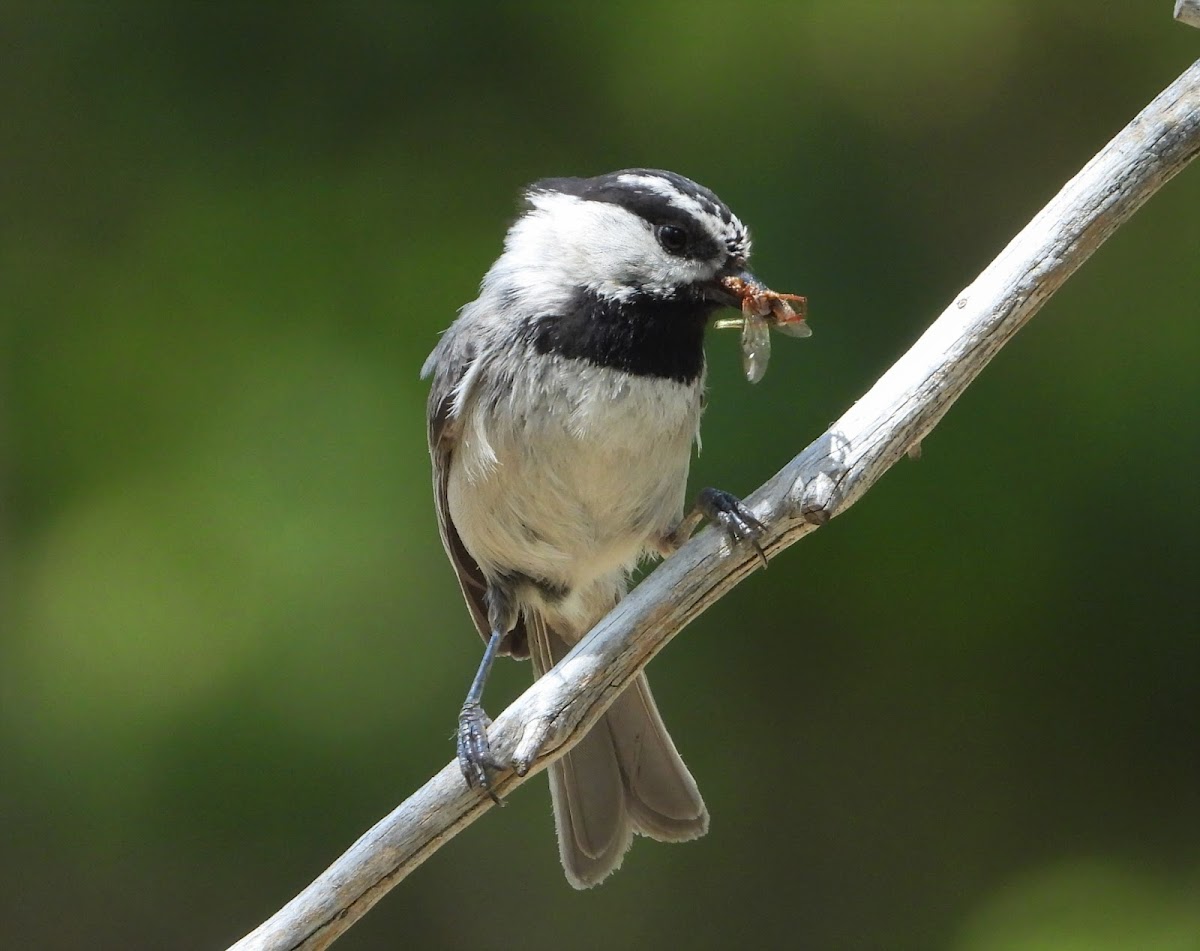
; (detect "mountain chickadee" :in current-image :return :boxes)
[422,168,793,888]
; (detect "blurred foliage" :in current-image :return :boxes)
[2,3,1198,949]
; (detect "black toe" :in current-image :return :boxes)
[457,702,505,804]
[697,487,768,569]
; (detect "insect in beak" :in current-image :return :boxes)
[712,274,811,383]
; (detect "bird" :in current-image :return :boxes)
[421,168,779,888]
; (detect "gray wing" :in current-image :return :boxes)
[423,329,529,659]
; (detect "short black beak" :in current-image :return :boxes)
[704,267,759,309]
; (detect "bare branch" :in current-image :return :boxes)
[228,57,1200,951]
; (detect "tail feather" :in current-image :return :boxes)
[530,614,708,889]
[550,722,633,887]
[606,676,708,839]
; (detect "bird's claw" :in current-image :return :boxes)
[699,487,768,569]
[457,701,505,804]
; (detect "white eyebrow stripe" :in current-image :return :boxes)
[616,173,712,221]
[615,172,750,257]
[615,173,677,195]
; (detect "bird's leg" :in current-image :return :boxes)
[457,584,516,804]
[657,487,768,569]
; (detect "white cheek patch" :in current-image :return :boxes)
[506,194,711,301]
[584,206,709,298]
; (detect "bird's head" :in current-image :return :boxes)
[490,168,757,317]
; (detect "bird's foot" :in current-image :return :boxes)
[457,701,506,804]
[696,487,768,569]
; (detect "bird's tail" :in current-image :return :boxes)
[528,613,709,889]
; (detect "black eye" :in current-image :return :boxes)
[655,224,689,256]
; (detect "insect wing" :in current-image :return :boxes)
[774,319,812,338]
[741,313,772,383]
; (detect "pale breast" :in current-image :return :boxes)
[447,356,703,592]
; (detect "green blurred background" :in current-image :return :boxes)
[2,3,1198,949]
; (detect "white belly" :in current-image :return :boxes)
[447,358,702,598]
